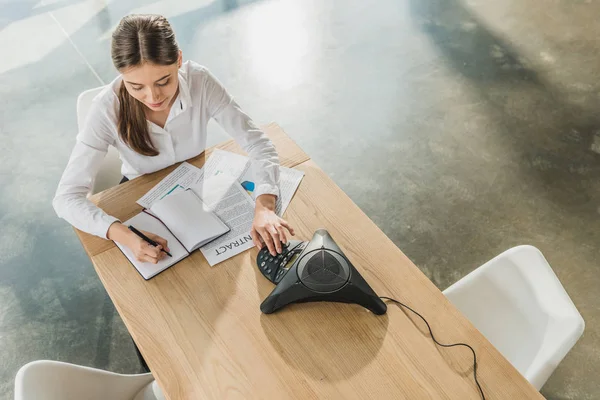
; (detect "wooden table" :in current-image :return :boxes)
[76,123,543,399]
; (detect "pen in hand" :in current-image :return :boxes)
[128,225,173,257]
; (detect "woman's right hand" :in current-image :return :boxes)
[107,222,170,264]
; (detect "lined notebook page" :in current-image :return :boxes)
[115,212,188,280]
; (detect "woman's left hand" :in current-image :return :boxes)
[251,194,295,256]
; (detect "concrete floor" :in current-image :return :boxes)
[1,0,599,398]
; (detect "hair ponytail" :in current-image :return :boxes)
[111,14,179,156]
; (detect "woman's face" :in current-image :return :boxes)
[121,53,182,113]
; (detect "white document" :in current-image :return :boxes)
[191,175,256,266]
[277,167,305,216]
[207,149,304,216]
[239,163,304,216]
[137,162,203,209]
[203,149,250,180]
[138,150,304,216]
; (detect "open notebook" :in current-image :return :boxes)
[115,188,230,280]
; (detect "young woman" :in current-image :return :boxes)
[53,14,294,263]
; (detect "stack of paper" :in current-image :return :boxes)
[136,150,304,266]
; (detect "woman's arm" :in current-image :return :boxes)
[53,105,120,239]
[202,70,294,255]
[205,74,280,200]
[53,106,171,263]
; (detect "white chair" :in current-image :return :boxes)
[77,87,123,195]
[443,245,584,390]
[14,360,164,400]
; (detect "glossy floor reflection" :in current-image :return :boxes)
[1,0,599,398]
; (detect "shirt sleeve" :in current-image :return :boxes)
[203,70,280,200]
[52,100,120,239]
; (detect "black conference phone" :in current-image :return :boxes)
[255,229,387,315]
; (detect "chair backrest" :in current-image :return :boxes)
[443,245,584,389]
[14,360,159,400]
[77,86,123,194]
[77,87,104,130]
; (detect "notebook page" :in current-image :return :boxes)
[115,212,188,280]
[149,189,229,252]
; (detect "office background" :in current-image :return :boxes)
[1,0,599,398]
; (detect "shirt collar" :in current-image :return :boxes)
[176,69,192,113]
[158,71,191,127]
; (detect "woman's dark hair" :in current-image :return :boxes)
[111,14,179,156]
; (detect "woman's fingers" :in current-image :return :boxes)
[251,228,263,250]
[258,227,277,256]
[154,238,170,253]
[279,219,295,236]
[277,225,288,245]
[268,225,282,254]
[137,253,159,264]
[156,246,167,261]
[141,242,167,261]
[144,231,170,253]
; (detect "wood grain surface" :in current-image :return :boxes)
[84,137,543,399]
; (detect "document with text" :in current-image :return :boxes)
[191,175,256,266]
